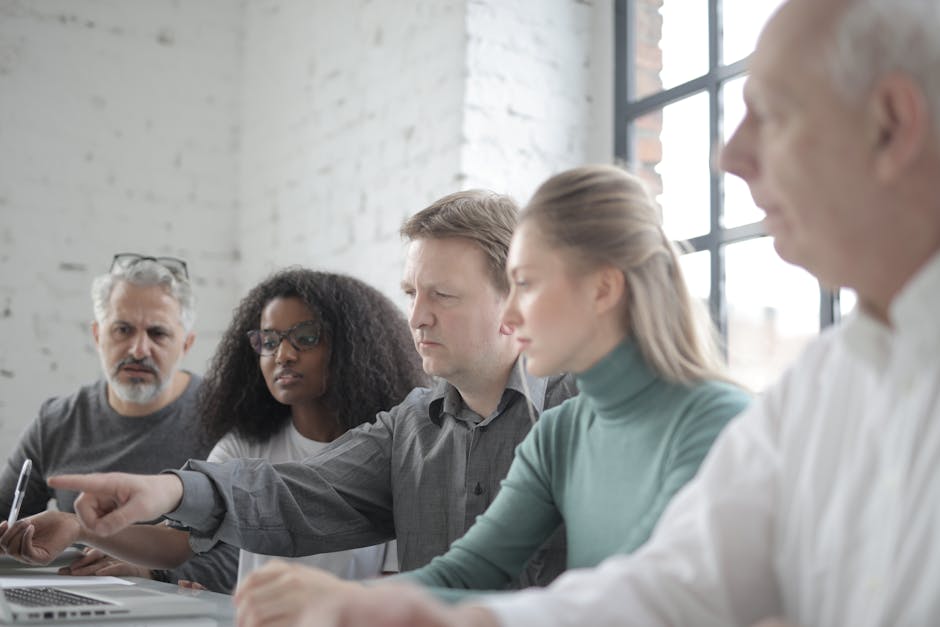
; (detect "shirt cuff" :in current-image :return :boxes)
[161,469,222,533]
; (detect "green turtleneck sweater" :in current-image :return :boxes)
[400,340,750,601]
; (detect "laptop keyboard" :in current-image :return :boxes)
[4,587,113,608]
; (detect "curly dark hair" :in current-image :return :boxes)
[200,267,427,443]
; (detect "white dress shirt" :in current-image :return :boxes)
[484,252,940,627]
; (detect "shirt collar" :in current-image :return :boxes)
[426,358,548,426]
[843,250,940,365]
[890,249,940,343]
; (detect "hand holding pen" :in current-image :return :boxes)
[7,458,31,527]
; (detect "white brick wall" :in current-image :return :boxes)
[0,0,612,458]
[0,0,242,453]
[461,0,613,203]
[235,0,468,303]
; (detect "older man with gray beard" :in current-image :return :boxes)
[0,254,227,585]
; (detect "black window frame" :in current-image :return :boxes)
[614,0,839,345]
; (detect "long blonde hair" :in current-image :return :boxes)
[522,164,729,385]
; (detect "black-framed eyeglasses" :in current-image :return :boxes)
[110,253,189,280]
[247,320,323,356]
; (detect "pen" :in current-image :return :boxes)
[7,458,32,526]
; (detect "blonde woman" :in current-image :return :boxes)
[232,165,751,625]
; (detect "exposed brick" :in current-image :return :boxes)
[0,0,613,453]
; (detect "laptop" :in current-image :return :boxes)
[0,581,216,624]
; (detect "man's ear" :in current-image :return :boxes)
[869,72,929,182]
[91,321,100,347]
[593,265,626,315]
[182,332,196,355]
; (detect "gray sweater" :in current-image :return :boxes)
[0,373,237,593]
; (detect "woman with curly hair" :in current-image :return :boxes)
[194,267,427,584]
[8,268,425,591]
[200,267,425,449]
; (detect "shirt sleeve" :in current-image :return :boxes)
[398,416,563,601]
[167,541,240,594]
[165,410,398,557]
[0,405,55,517]
[481,390,785,627]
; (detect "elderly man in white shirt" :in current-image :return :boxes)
[246,0,940,625]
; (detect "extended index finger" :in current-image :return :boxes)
[48,473,114,493]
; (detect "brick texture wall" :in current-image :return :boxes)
[0,0,612,458]
[0,0,242,454]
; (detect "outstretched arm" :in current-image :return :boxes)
[169,414,399,558]
[47,472,183,537]
[54,410,399,559]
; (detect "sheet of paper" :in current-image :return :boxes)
[0,546,85,570]
[0,574,133,588]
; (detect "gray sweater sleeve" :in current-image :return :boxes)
[165,411,397,557]
[0,409,54,517]
[166,541,239,594]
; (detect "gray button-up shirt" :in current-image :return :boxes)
[169,363,577,587]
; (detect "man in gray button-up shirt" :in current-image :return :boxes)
[32,190,578,589]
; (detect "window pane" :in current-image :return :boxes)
[840,288,858,319]
[678,248,710,304]
[633,0,708,100]
[725,237,819,391]
[721,76,764,228]
[721,0,785,64]
[632,92,711,242]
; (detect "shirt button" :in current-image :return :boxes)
[473,482,484,495]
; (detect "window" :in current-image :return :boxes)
[615,0,851,390]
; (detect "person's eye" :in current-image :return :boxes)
[149,329,170,341]
[295,333,319,347]
[111,324,131,338]
[435,290,454,299]
[260,336,279,351]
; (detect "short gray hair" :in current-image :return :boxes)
[828,0,940,144]
[91,260,196,332]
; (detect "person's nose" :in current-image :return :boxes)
[274,338,298,364]
[408,292,434,331]
[128,332,152,360]
[500,288,522,332]
[718,114,758,182]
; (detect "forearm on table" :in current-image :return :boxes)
[80,524,193,569]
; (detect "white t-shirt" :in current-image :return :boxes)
[207,421,397,583]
